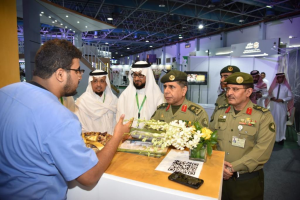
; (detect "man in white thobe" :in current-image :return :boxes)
[266,73,293,144]
[261,72,270,90]
[116,61,165,126]
[250,70,268,108]
[75,70,118,135]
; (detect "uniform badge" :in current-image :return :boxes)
[246,107,252,115]
[181,104,187,112]
[269,122,276,132]
[236,76,244,84]
[238,125,243,131]
[218,115,226,122]
[202,118,208,127]
[166,104,170,111]
[169,75,175,81]
[228,66,233,71]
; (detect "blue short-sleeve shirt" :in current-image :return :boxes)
[0,82,98,200]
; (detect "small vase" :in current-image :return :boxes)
[189,143,207,162]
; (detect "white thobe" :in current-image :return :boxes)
[269,84,292,142]
[255,86,268,108]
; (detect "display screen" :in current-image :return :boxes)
[185,71,208,85]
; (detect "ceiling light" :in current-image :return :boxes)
[94,36,98,38]
[198,24,204,29]
[85,26,88,28]
[73,31,75,33]
[159,4,165,7]
[52,21,54,23]
[289,35,293,38]
[205,50,208,53]
[107,17,113,20]
[179,36,183,39]
[48,16,51,18]
[150,46,153,47]
[239,19,244,23]
[77,21,80,23]
[121,54,123,56]
[127,47,130,49]
[266,5,273,8]
[116,52,118,54]
[70,29,72,30]
[105,42,108,44]
[146,40,149,43]
[65,26,67,28]
[40,14,42,16]
[55,20,57,22]
[60,23,63,25]
[41,12,44,14]
[66,15,68,17]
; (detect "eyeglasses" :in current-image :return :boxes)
[66,67,85,75]
[225,87,247,93]
[131,73,145,78]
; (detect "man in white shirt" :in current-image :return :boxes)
[266,73,293,144]
[75,70,118,134]
[261,72,269,90]
[117,61,165,126]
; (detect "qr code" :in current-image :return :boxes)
[168,160,199,175]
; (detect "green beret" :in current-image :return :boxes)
[160,70,187,83]
[224,72,253,85]
[220,65,240,75]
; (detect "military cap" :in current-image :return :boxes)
[220,65,240,75]
[224,72,253,85]
[160,70,187,83]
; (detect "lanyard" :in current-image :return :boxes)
[136,93,147,119]
[103,93,106,103]
[60,97,64,104]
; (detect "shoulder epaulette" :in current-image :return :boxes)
[218,104,229,110]
[188,105,203,116]
[157,103,168,110]
[253,104,269,113]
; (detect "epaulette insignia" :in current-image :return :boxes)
[188,105,203,116]
[157,103,168,110]
[218,104,229,110]
[253,104,269,113]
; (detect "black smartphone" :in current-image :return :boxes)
[168,172,204,189]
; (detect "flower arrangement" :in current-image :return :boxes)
[130,119,217,156]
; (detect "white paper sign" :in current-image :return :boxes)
[155,149,204,178]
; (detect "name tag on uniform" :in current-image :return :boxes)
[232,136,245,148]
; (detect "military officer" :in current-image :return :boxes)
[210,72,276,200]
[151,70,209,127]
[215,65,240,107]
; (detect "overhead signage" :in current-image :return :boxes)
[243,42,261,54]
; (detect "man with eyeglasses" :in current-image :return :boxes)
[210,72,275,200]
[116,61,164,126]
[75,70,118,135]
[151,70,209,128]
[0,39,132,199]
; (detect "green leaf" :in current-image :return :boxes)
[194,121,202,131]
[210,140,218,145]
[207,143,212,156]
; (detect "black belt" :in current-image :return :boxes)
[230,169,262,181]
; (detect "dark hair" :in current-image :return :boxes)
[244,84,254,89]
[34,39,82,79]
[261,72,266,75]
[177,81,188,88]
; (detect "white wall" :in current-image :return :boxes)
[266,17,300,44]
[165,44,176,63]
[199,35,222,51]
[227,25,260,46]
[180,40,196,57]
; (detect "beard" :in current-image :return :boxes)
[133,82,146,89]
[253,79,258,84]
[64,73,78,97]
[95,91,104,96]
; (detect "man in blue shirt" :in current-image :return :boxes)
[0,39,131,199]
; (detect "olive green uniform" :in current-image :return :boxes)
[210,100,275,199]
[215,92,228,107]
[151,98,209,127]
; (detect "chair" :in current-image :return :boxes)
[286,107,297,141]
